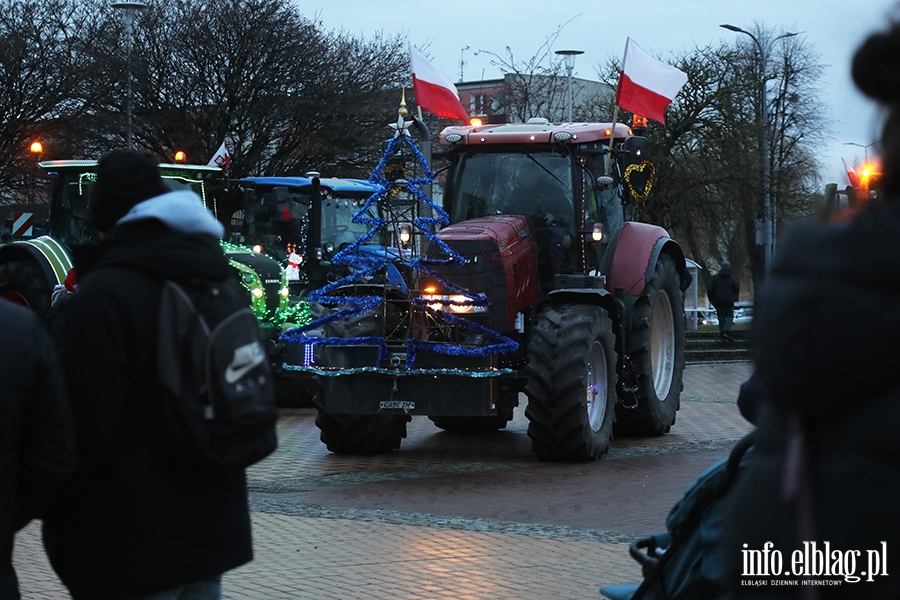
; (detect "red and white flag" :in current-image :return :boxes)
[409,43,469,122]
[616,38,688,126]
[842,158,861,188]
[207,139,231,171]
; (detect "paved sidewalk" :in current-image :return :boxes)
[13,362,753,600]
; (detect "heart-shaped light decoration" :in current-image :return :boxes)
[624,160,656,202]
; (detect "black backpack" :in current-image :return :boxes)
[156,278,278,472]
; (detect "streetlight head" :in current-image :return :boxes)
[110,1,148,9]
[555,49,584,71]
[720,24,743,33]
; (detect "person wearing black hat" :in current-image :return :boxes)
[706,261,739,341]
[43,149,253,600]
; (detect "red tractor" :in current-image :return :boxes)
[282,117,691,461]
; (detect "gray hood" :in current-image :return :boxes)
[117,190,224,238]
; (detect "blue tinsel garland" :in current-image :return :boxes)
[280,132,518,372]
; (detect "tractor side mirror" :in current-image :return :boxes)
[622,135,650,167]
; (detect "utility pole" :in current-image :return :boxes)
[721,24,798,275]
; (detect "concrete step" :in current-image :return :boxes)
[685,330,751,363]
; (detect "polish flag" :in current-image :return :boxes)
[842,158,860,188]
[615,38,688,126]
[207,139,231,171]
[409,44,469,122]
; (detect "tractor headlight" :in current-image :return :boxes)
[251,287,264,298]
[421,294,488,314]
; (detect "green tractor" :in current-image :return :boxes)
[0,159,309,403]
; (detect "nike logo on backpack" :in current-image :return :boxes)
[225,341,266,384]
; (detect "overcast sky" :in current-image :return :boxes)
[309,0,899,183]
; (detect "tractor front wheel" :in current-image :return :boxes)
[524,303,617,461]
[312,308,409,454]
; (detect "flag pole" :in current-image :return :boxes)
[605,103,620,176]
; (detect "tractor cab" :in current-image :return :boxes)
[38,160,224,248]
[225,176,387,292]
[439,120,646,291]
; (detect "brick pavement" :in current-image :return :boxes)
[12,361,753,600]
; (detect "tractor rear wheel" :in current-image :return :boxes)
[524,303,617,461]
[615,253,685,436]
[313,308,410,454]
[0,259,52,319]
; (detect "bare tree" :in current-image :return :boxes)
[592,30,826,292]
[0,0,104,202]
[477,23,576,122]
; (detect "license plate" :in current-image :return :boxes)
[380,400,415,410]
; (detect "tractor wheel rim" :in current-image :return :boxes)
[586,340,608,431]
[650,289,675,400]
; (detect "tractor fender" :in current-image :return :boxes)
[606,222,688,296]
[0,237,72,287]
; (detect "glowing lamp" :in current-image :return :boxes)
[251,287,263,298]
[592,223,603,242]
[252,244,263,253]
[469,118,483,127]
[632,115,648,129]
[423,285,437,294]
[174,150,186,162]
[399,224,411,244]
[30,141,43,154]
[605,129,612,137]
[280,287,290,298]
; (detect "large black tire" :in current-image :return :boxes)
[315,410,410,454]
[615,253,685,436]
[0,259,52,319]
[524,304,618,461]
[313,308,410,454]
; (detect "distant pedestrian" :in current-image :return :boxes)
[43,149,254,600]
[0,300,75,600]
[706,261,739,341]
[720,14,900,598]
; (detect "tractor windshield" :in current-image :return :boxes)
[232,185,386,262]
[48,169,211,248]
[445,150,573,226]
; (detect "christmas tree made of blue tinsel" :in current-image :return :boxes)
[280,115,517,373]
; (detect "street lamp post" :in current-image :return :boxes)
[555,49,583,123]
[720,24,798,275]
[111,1,147,150]
[843,141,880,163]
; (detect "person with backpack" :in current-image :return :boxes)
[44,149,275,600]
[706,261,739,341]
[719,19,900,598]
[0,301,75,600]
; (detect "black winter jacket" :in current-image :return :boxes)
[721,202,900,598]
[43,218,253,600]
[707,264,739,309]
[0,301,75,600]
